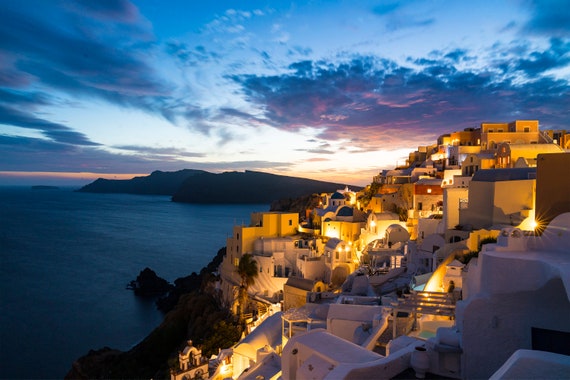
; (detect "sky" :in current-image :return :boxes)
[1,0,569,186]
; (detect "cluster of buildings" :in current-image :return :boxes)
[170,120,570,380]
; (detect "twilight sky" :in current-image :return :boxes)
[1,0,569,186]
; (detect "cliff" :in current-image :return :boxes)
[172,170,356,204]
[77,169,206,195]
[77,169,358,203]
[66,248,240,380]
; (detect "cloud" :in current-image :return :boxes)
[113,145,205,158]
[513,38,570,77]
[231,43,569,150]
[65,0,141,23]
[165,41,221,67]
[521,0,570,37]
[0,2,171,115]
[372,1,434,31]
[0,134,202,173]
[0,103,98,146]
[372,2,402,16]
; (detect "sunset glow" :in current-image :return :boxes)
[1,0,569,186]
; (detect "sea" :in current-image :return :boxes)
[0,186,267,379]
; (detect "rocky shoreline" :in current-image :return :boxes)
[66,248,240,379]
[65,194,314,379]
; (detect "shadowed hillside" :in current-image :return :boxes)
[77,169,207,195]
[171,170,358,204]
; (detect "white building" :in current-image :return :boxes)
[278,213,570,379]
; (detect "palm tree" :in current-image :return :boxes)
[236,253,258,320]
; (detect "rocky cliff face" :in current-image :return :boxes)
[66,248,232,379]
[77,169,206,195]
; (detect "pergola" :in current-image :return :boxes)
[391,291,456,338]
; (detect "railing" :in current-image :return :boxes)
[539,130,554,143]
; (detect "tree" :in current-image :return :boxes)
[236,253,258,320]
[396,184,414,221]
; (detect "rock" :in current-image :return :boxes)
[128,268,173,296]
[65,347,122,379]
[156,247,226,313]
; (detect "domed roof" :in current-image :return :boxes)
[325,238,342,249]
[386,224,407,234]
[331,192,345,199]
[336,206,353,217]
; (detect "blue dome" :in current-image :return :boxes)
[331,192,345,200]
[337,206,353,217]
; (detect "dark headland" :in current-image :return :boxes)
[77,169,361,203]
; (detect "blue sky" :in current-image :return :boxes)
[0,0,569,186]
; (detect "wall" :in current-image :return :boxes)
[459,181,494,228]
[442,187,469,231]
[459,278,570,379]
[535,153,570,232]
[460,179,534,229]
[492,179,534,226]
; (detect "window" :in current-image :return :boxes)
[524,127,530,132]
[335,251,339,260]
[289,219,292,226]
[418,202,423,211]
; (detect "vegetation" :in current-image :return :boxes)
[458,237,498,265]
[478,236,497,250]
[66,247,243,380]
[458,251,479,265]
[357,181,380,208]
[201,320,242,358]
[237,253,259,319]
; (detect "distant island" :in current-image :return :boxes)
[77,169,206,195]
[77,169,360,204]
[31,185,60,190]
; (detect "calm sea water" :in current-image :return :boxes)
[0,187,267,379]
